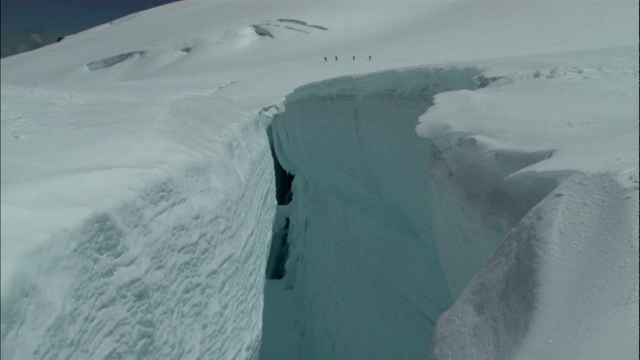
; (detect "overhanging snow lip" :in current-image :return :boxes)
[283,66,484,104]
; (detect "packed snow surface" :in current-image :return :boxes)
[1,0,638,359]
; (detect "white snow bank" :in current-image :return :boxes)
[1,117,275,359]
[432,171,639,359]
[0,82,260,294]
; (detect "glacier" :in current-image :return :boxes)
[1,0,638,359]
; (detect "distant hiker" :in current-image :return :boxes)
[369,55,371,60]
[335,56,338,61]
[353,56,355,61]
[324,57,327,62]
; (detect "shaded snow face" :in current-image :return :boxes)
[431,171,639,360]
[262,67,560,358]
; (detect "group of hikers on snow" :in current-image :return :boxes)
[325,55,372,61]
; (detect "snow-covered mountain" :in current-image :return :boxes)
[1,0,638,359]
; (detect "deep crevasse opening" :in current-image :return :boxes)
[265,128,293,281]
[260,68,560,359]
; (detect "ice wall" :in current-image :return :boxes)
[261,68,541,358]
[263,67,639,359]
[1,120,275,360]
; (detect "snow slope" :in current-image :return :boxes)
[1,0,638,359]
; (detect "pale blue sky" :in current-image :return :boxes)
[1,0,181,57]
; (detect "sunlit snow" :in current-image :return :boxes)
[1,0,638,359]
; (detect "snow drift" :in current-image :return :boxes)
[1,120,275,360]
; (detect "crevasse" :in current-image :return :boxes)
[260,67,561,359]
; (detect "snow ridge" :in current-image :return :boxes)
[262,64,638,359]
[432,171,639,359]
[1,120,275,360]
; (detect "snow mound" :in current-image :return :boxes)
[86,51,147,71]
[432,171,639,359]
[252,25,274,38]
